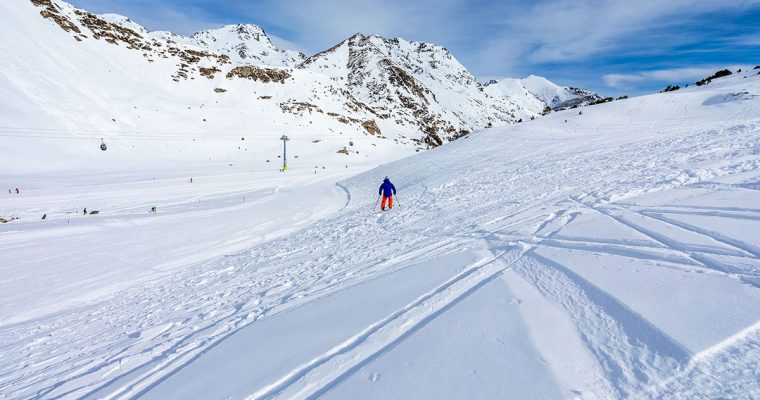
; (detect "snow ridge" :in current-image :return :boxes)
[485,75,602,111]
[188,24,306,67]
[6,0,601,167]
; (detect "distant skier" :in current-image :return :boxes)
[378,177,397,211]
[15,188,19,194]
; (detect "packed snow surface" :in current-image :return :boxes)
[2,68,760,399]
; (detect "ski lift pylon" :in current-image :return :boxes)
[100,138,107,151]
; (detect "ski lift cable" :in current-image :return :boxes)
[0,134,380,143]
[0,126,386,138]
[0,126,383,137]
[0,130,380,141]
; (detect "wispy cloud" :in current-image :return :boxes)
[603,67,725,89]
[728,32,760,46]
[471,0,760,75]
[603,64,754,90]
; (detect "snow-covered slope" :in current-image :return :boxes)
[2,67,759,398]
[1,0,598,176]
[482,77,550,114]
[485,74,603,111]
[520,74,602,109]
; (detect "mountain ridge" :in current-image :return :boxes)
[4,0,603,174]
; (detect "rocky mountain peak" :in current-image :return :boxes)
[188,23,304,67]
[348,32,367,41]
[193,24,270,45]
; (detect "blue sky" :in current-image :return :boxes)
[68,0,760,96]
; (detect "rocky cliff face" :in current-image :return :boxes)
[299,33,525,146]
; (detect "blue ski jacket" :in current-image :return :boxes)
[379,179,396,197]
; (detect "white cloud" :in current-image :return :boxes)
[602,65,752,89]
[602,73,647,88]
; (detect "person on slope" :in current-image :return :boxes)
[378,177,397,211]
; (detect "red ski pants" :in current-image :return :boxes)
[381,195,393,210]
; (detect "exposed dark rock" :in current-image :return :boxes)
[362,120,381,135]
[200,67,221,79]
[696,69,732,86]
[226,66,291,83]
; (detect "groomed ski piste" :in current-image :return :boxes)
[2,72,760,399]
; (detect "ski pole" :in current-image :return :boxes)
[374,194,381,209]
[394,194,400,207]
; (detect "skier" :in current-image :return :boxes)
[378,176,397,211]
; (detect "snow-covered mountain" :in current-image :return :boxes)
[485,75,603,111]
[299,33,536,146]
[1,0,602,175]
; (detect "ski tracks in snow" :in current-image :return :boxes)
[249,247,528,400]
[2,107,760,397]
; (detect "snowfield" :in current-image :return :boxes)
[2,70,760,399]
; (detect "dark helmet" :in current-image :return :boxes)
[383,176,389,182]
